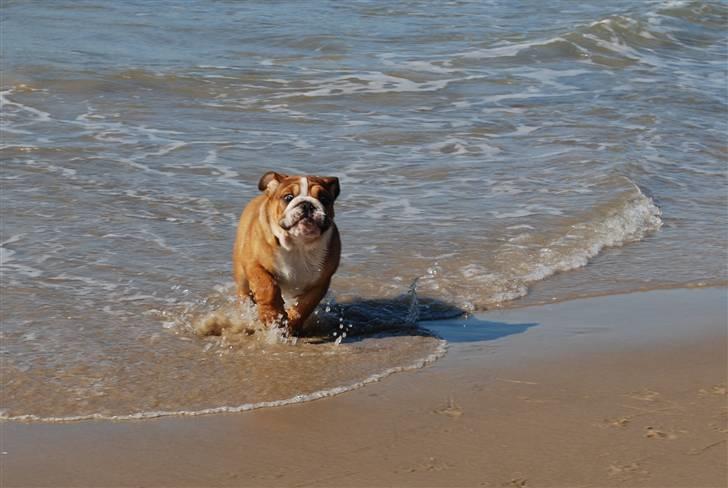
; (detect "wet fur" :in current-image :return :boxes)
[232,173,340,335]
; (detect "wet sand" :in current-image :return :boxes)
[2,288,726,487]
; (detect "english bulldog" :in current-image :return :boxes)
[232,171,341,335]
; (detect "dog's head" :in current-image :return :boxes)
[258,171,340,241]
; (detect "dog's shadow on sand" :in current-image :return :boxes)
[302,296,538,345]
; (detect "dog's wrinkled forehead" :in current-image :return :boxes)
[258,171,340,203]
[280,177,310,198]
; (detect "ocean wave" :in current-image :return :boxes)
[520,183,663,283]
[415,178,664,310]
[452,3,723,68]
[491,180,662,304]
[657,0,728,29]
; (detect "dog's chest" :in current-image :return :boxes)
[274,239,328,298]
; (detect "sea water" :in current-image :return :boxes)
[1,0,726,421]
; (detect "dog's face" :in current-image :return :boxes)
[258,171,340,241]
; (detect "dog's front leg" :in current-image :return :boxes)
[286,281,330,335]
[246,264,286,327]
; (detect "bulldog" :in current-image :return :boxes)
[232,171,341,335]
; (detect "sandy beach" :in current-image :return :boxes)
[2,287,726,487]
[4,2,727,486]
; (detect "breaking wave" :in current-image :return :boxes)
[416,179,663,310]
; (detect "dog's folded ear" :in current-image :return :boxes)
[258,171,287,194]
[318,176,340,201]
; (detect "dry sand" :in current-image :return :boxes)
[2,288,726,487]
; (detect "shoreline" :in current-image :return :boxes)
[6,284,724,424]
[494,279,728,311]
[2,287,726,487]
[0,339,448,424]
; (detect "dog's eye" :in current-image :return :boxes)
[319,195,331,206]
[282,194,294,203]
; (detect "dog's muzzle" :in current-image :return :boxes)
[279,197,329,234]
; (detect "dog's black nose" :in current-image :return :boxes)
[300,201,314,215]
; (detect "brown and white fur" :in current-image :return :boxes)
[232,171,341,335]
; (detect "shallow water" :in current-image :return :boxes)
[1,0,726,421]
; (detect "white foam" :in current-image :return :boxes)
[523,187,663,283]
[282,72,452,98]
[471,182,663,305]
[581,33,640,62]
[0,338,447,423]
[459,36,573,60]
[378,54,458,74]
[489,205,563,219]
[590,16,656,40]
[0,89,52,123]
[423,138,502,157]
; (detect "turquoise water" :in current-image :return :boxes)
[2,0,726,420]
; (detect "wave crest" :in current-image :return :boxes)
[415,178,663,310]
